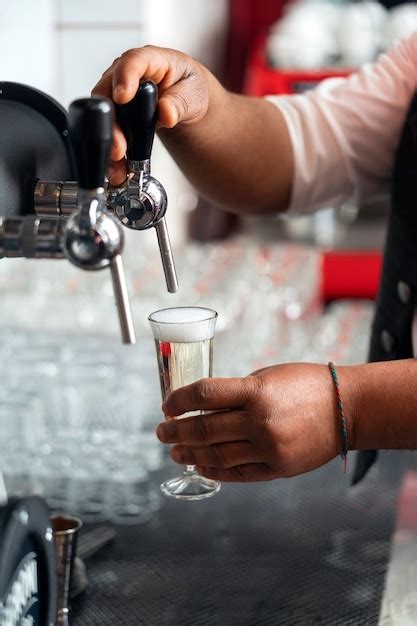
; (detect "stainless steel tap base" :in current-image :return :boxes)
[127,158,150,175]
[34,171,180,297]
[63,204,136,345]
[0,215,65,258]
[63,208,123,271]
[112,175,167,231]
[34,180,79,217]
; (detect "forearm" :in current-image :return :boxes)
[340,359,417,450]
[158,69,293,215]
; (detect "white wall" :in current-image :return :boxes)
[146,0,228,74]
[55,0,147,106]
[0,0,56,95]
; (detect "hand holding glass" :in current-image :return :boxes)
[148,307,220,500]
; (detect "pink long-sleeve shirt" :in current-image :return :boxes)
[268,31,417,215]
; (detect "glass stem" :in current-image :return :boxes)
[185,465,196,474]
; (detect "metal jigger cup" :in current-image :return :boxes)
[51,515,83,626]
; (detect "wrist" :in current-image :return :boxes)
[335,363,399,451]
[202,65,231,118]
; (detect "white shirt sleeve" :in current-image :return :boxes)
[267,31,417,214]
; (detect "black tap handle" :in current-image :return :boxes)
[68,97,113,189]
[115,81,158,162]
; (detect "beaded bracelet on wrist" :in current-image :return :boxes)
[328,361,349,471]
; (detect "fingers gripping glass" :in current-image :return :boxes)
[148,307,221,500]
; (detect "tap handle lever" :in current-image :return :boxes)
[66,96,136,344]
[114,83,179,295]
[68,97,113,190]
[115,81,157,164]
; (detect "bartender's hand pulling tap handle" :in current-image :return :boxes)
[67,97,136,344]
[115,82,179,293]
[114,80,157,165]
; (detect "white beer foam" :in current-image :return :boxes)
[149,307,217,342]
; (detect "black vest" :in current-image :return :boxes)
[353,95,417,483]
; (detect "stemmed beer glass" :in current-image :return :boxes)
[148,306,221,500]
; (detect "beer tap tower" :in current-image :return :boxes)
[0,80,179,343]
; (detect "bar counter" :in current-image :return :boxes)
[71,452,407,625]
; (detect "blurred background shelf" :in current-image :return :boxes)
[244,35,352,97]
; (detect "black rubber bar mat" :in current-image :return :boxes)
[72,450,407,626]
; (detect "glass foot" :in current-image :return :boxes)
[160,471,221,500]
